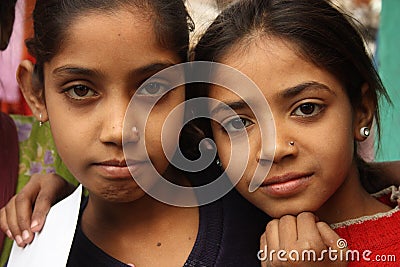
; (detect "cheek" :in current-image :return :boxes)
[215,130,260,186]
[306,112,355,189]
[44,96,96,181]
[50,121,85,182]
[314,115,355,162]
[213,128,231,167]
[145,100,184,161]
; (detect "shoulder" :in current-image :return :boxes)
[333,186,400,253]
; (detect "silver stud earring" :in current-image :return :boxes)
[216,158,222,167]
[360,127,370,138]
[39,113,43,127]
[289,141,295,146]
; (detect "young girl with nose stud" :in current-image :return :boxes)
[194,0,400,265]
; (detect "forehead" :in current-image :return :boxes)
[219,36,310,85]
[46,8,179,75]
[64,9,155,54]
[210,36,340,100]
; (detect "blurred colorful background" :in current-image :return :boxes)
[1,0,399,161]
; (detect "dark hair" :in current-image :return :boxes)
[27,0,193,85]
[26,0,202,165]
[194,0,391,191]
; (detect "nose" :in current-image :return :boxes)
[256,130,275,165]
[99,95,134,146]
[272,123,298,164]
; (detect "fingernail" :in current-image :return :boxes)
[22,230,30,241]
[15,235,23,245]
[31,220,39,229]
[6,230,13,239]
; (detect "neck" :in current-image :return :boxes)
[83,169,196,232]
[82,189,199,266]
[83,192,175,231]
[78,168,199,265]
[316,160,391,224]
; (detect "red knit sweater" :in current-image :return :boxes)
[332,186,400,266]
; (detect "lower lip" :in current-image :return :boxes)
[260,176,311,197]
[95,163,145,179]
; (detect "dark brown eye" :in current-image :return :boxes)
[138,82,167,96]
[65,85,96,100]
[223,117,253,132]
[231,118,246,129]
[292,102,323,117]
[299,103,315,115]
[73,85,90,97]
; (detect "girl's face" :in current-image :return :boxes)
[209,37,363,218]
[41,9,184,202]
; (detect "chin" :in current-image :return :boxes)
[265,205,317,219]
[98,187,146,203]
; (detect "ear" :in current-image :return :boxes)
[17,60,49,123]
[354,83,375,141]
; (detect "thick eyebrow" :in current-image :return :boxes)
[132,62,175,77]
[52,66,101,77]
[52,62,175,78]
[280,81,336,99]
[210,100,248,117]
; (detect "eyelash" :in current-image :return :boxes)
[62,84,98,101]
[291,102,325,118]
[137,81,170,97]
[221,117,254,133]
[62,80,169,101]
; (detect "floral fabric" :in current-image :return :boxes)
[0,115,78,266]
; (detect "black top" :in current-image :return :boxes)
[66,167,271,266]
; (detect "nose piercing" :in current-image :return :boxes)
[360,127,370,138]
[289,141,295,146]
[131,126,140,141]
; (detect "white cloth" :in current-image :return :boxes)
[8,185,82,267]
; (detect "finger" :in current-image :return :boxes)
[11,174,45,245]
[14,189,39,244]
[18,173,63,233]
[260,232,267,251]
[259,232,268,267]
[0,207,13,240]
[30,173,73,232]
[5,198,25,247]
[265,219,280,250]
[316,222,344,250]
[45,173,75,202]
[265,220,280,266]
[278,215,297,249]
[317,222,348,264]
[296,212,325,249]
[30,190,53,233]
